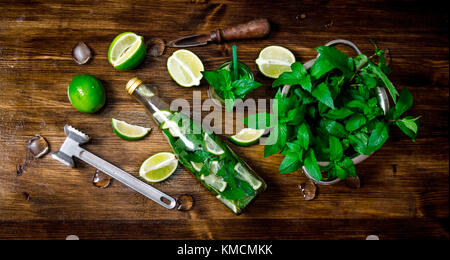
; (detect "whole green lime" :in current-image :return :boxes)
[68,74,106,113]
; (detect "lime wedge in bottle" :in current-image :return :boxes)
[190,161,204,172]
[256,45,295,78]
[139,152,178,183]
[204,133,224,155]
[234,162,263,190]
[111,118,151,140]
[108,32,146,70]
[201,174,227,192]
[152,110,173,124]
[167,49,204,87]
[229,128,265,146]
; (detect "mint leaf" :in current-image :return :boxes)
[396,116,420,141]
[202,71,221,90]
[321,119,347,138]
[345,113,367,132]
[312,82,335,109]
[329,135,343,161]
[367,121,389,153]
[310,46,353,79]
[304,149,321,181]
[279,152,302,174]
[393,88,413,119]
[348,132,370,155]
[297,123,309,150]
[365,62,399,103]
[333,164,348,180]
[273,62,312,92]
[324,107,354,120]
[232,79,262,98]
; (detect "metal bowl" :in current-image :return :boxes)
[281,39,390,185]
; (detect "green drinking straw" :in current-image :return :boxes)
[232,45,238,81]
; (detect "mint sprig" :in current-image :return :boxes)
[202,45,262,112]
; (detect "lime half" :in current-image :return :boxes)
[139,152,178,183]
[108,32,146,70]
[112,118,151,140]
[167,49,204,87]
[204,133,224,155]
[229,128,265,146]
[256,46,296,78]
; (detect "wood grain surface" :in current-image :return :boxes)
[0,0,448,239]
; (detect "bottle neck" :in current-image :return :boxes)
[132,83,171,124]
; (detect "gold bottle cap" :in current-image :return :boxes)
[126,77,143,95]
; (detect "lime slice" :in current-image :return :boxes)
[111,118,151,140]
[167,49,204,87]
[255,46,296,78]
[210,160,220,174]
[201,174,227,192]
[108,32,146,70]
[204,133,224,155]
[152,110,172,125]
[216,195,238,214]
[139,152,178,182]
[190,161,204,172]
[234,162,262,190]
[229,128,265,146]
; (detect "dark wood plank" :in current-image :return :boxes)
[0,0,448,239]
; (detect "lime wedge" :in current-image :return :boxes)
[256,46,296,78]
[204,133,224,155]
[201,174,227,192]
[234,162,262,190]
[152,110,172,125]
[139,152,178,182]
[108,32,146,70]
[216,195,238,214]
[229,128,265,146]
[111,118,151,140]
[167,49,204,87]
[190,161,204,172]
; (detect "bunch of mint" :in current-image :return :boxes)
[202,45,262,112]
[244,43,420,181]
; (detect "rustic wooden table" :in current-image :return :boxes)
[0,0,448,240]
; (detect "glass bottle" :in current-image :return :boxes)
[126,77,267,214]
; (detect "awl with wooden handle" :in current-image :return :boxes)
[167,18,270,48]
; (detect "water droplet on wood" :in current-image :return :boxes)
[366,234,379,240]
[298,180,317,201]
[176,194,194,211]
[92,170,112,188]
[27,135,49,158]
[147,38,166,57]
[72,41,92,65]
[23,192,31,201]
[66,235,79,240]
[345,175,360,189]
[16,164,24,176]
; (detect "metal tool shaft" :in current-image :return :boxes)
[71,143,176,209]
